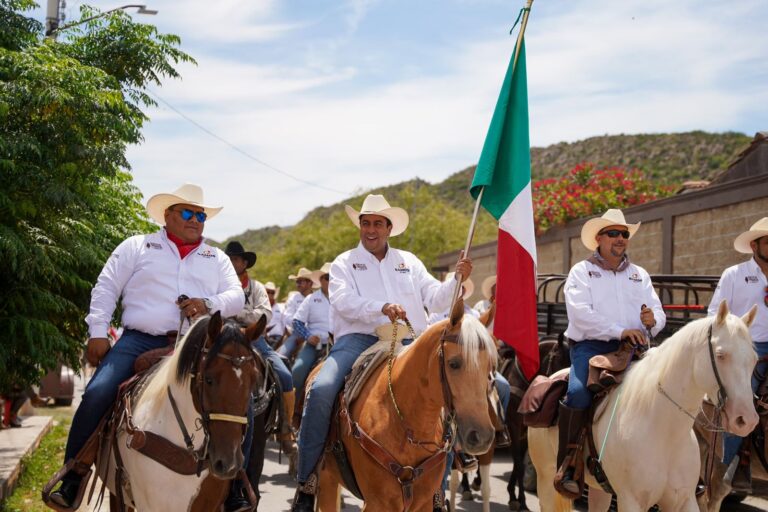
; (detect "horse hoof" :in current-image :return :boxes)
[508,500,521,511]
[461,490,473,501]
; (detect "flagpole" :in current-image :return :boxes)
[449,0,535,310]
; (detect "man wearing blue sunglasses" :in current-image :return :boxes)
[49,183,248,511]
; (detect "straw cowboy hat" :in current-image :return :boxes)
[734,217,768,254]
[481,275,497,300]
[312,262,332,282]
[224,241,256,268]
[264,281,280,300]
[288,267,320,287]
[580,209,641,251]
[146,183,222,226]
[344,194,409,237]
[445,272,474,300]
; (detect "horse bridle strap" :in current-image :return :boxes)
[208,413,248,424]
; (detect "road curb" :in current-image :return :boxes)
[0,416,54,503]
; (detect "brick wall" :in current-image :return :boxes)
[537,241,563,275]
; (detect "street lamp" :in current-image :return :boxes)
[46,4,158,37]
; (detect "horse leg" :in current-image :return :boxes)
[461,471,473,500]
[448,469,460,512]
[317,463,341,512]
[528,426,572,512]
[479,464,491,512]
[587,484,612,512]
[471,470,481,491]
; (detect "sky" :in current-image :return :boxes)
[32,0,768,241]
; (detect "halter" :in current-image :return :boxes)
[166,340,261,475]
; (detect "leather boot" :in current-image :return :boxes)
[224,479,252,512]
[291,474,317,512]
[554,401,587,499]
[730,449,752,493]
[495,426,512,448]
[49,473,83,509]
[279,391,297,451]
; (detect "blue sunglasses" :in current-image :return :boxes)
[173,207,207,223]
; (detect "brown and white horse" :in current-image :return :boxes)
[105,313,266,511]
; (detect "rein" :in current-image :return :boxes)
[656,322,728,499]
[340,319,461,511]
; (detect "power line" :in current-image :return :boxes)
[147,90,351,196]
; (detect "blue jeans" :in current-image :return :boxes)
[296,334,413,482]
[65,330,170,463]
[723,341,767,465]
[292,343,325,395]
[565,339,622,410]
[253,336,293,392]
[277,331,302,358]
[494,371,511,421]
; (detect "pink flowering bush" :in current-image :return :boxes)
[533,163,675,235]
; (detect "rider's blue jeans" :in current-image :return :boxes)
[565,339,622,410]
[296,333,413,482]
[64,330,170,466]
[494,371,511,421]
[723,340,767,465]
[253,336,293,392]
[277,331,302,358]
[292,343,326,395]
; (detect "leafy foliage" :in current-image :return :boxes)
[0,1,192,391]
[533,163,675,234]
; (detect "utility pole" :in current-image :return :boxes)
[45,0,65,37]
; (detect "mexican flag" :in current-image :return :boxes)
[470,39,539,380]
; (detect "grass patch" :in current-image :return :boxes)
[1,415,70,512]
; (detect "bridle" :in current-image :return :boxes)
[166,335,263,475]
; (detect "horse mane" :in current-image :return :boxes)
[619,313,750,413]
[458,315,499,370]
[140,315,247,413]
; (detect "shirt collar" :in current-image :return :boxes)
[588,250,631,272]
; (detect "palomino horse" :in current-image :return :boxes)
[529,300,759,512]
[104,313,266,511]
[315,301,498,511]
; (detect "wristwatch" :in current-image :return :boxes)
[202,298,214,312]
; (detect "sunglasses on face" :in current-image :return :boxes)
[599,229,630,239]
[173,208,207,223]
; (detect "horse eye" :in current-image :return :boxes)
[205,375,215,385]
[448,359,462,370]
[716,351,726,361]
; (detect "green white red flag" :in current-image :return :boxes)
[470,39,539,380]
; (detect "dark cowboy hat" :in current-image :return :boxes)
[224,241,256,268]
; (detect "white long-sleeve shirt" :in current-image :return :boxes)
[234,279,272,327]
[564,259,665,342]
[85,229,244,338]
[294,289,332,343]
[330,242,455,339]
[266,302,285,337]
[708,259,768,342]
[282,291,307,331]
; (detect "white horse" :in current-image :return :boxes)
[529,300,759,512]
[99,313,265,511]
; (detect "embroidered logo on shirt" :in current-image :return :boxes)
[352,263,367,271]
[745,275,759,283]
[395,262,410,274]
[588,271,602,278]
[628,273,642,282]
[145,242,162,250]
[197,249,216,259]
[313,298,324,303]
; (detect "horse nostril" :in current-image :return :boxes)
[466,429,480,447]
[735,416,746,428]
[213,459,225,474]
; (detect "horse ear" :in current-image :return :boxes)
[245,314,268,342]
[741,304,758,328]
[207,311,223,344]
[483,301,496,327]
[715,299,729,326]
[449,296,464,328]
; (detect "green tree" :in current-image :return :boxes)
[0,0,193,391]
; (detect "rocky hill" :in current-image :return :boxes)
[224,131,753,294]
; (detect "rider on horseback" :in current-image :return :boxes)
[278,268,316,358]
[555,209,666,497]
[48,184,247,510]
[709,217,768,493]
[291,194,474,511]
[224,240,296,511]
